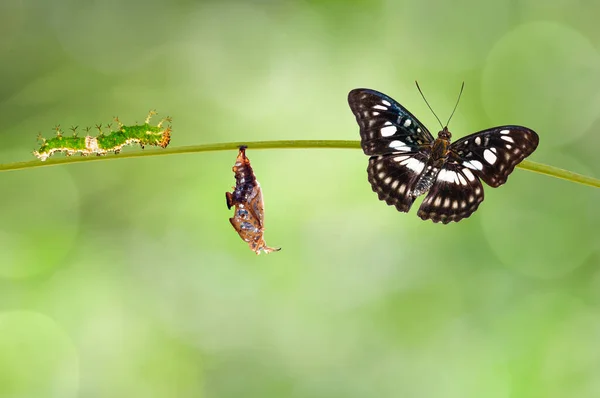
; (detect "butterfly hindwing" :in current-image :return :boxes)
[348,89,435,155]
[417,163,484,224]
[449,126,539,187]
[367,152,430,212]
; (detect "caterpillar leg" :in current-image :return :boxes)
[145,109,158,124]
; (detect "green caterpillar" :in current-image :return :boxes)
[34,110,171,161]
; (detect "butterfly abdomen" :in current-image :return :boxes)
[411,164,439,197]
[411,137,451,197]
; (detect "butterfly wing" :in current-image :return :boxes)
[368,152,430,212]
[449,126,539,187]
[348,88,435,155]
[417,163,484,224]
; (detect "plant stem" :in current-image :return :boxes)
[4,140,599,188]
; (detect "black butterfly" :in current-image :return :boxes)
[348,85,539,224]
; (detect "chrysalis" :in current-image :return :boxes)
[226,146,280,254]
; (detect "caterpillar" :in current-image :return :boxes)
[33,110,171,161]
[226,146,280,255]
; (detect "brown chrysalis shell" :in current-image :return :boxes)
[226,146,280,255]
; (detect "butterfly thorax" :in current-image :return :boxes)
[431,128,452,159]
[411,128,452,197]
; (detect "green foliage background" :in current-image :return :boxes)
[0,0,599,397]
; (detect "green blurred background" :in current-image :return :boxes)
[1,0,599,397]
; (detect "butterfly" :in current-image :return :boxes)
[347,84,539,224]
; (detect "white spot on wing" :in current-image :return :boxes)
[462,168,476,181]
[381,99,391,106]
[483,149,497,164]
[457,173,467,185]
[381,125,397,137]
[389,140,411,152]
[373,104,387,110]
[501,135,514,143]
[463,160,484,171]
[438,169,452,183]
[393,155,410,162]
[500,129,510,135]
[434,197,442,206]
[391,180,399,189]
[438,169,462,184]
[404,157,425,173]
[403,119,412,127]
[475,136,482,145]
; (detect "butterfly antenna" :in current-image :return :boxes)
[415,81,444,130]
[445,81,465,127]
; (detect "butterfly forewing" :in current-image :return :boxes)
[417,163,484,224]
[368,152,430,212]
[348,89,435,155]
[449,126,539,187]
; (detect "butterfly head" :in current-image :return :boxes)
[437,126,452,141]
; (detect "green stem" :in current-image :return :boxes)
[4,140,599,188]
